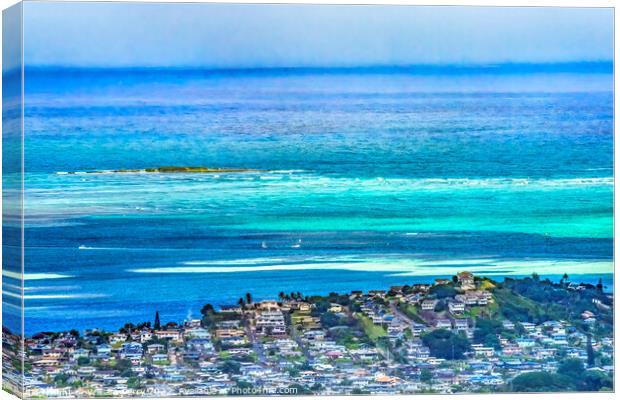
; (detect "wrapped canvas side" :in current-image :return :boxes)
[2,2,24,399]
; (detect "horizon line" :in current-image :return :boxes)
[20,61,614,75]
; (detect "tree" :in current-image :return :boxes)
[320,312,341,329]
[54,373,70,387]
[77,357,90,366]
[511,372,573,392]
[201,304,215,315]
[201,304,217,327]
[563,273,569,281]
[221,360,241,375]
[113,359,133,375]
[429,285,457,299]
[422,329,470,360]
[596,278,603,292]
[420,369,433,385]
[127,376,143,390]
[579,370,613,391]
[532,272,540,282]
[154,311,161,330]
[483,333,501,350]
[557,358,585,381]
[245,292,253,305]
[473,319,503,348]
[238,297,245,309]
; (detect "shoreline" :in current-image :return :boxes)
[3,272,613,396]
[7,272,614,337]
[11,272,614,338]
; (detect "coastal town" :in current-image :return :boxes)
[3,272,614,397]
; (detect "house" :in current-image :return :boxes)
[96,344,112,356]
[448,301,465,314]
[184,319,202,328]
[502,320,515,330]
[72,348,90,360]
[390,286,405,294]
[581,310,596,320]
[255,310,287,336]
[256,300,280,311]
[453,318,469,330]
[139,331,153,343]
[457,272,475,289]
[184,327,211,339]
[109,333,127,345]
[215,328,245,339]
[516,338,536,348]
[421,299,438,311]
[303,330,325,341]
[152,354,168,363]
[471,344,495,358]
[592,299,611,311]
[435,319,452,329]
[501,345,522,356]
[520,322,536,332]
[154,329,183,342]
[186,338,215,353]
[328,304,343,313]
[119,342,143,358]
[412,284,431,293]
[146,344,165,354]
[220,305,242,314]
[411,323,426,336]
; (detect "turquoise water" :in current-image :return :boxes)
[4,65,613,334]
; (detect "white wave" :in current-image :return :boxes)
[182,255,364,266]
[2,291,20,299]
[3,290,108,300]
[417,258,497,266]
[24,285,80,292]
[390,260,613,277]
[2,282,22,292]
[130,258,613,278]
[25,293,109,300]
[183,257,295,265]
[2,271,73,280]
[129,261,411,274]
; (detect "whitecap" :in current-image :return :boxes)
[2,271,73,280]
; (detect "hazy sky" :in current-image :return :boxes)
[22,2,613,68]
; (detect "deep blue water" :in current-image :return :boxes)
[3,65,613,334]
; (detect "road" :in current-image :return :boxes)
[389,301,414,325]
[242,314,268,365]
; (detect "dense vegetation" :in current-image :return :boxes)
[496,276,613,335]
[421,329,470,360]
[510,358,612,392]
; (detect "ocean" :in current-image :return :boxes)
[4,65,613,334]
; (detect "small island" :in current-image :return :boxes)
[59,166,261,175]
